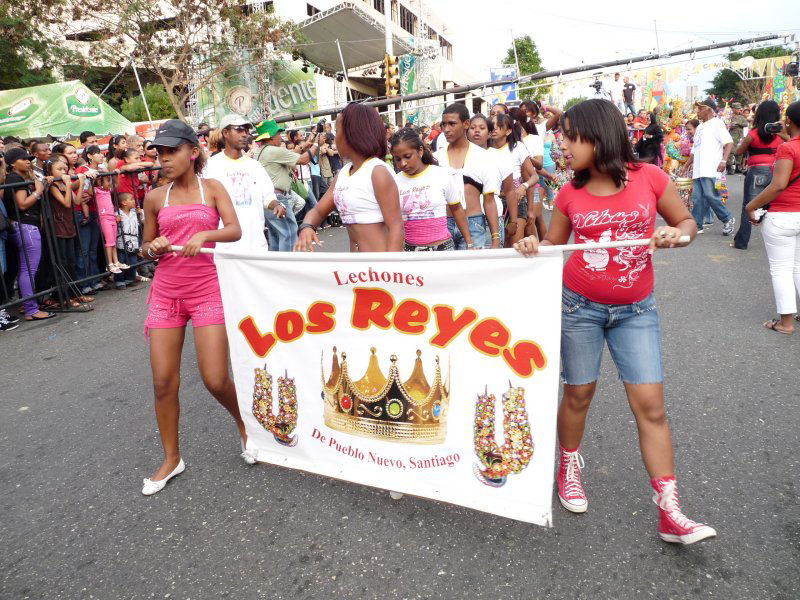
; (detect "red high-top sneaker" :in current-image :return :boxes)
[557,446,587,513]
[651,476,716,544]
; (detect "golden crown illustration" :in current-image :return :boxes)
[321,347,449,444]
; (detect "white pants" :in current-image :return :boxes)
[762,211,800,314]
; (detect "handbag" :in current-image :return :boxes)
[290,176,309,201]
[0,211,11,233]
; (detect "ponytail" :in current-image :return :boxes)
[390,127,438,166]
[492,112,521,151]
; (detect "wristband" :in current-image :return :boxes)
[146,247,156,258]
[491,233,501,240]
[521,181,530,190]
[298,222,317,234]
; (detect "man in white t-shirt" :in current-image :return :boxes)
[433,103,501,249]
[685,97,735,235]
[205,114,284,253]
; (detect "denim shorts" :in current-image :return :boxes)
[447,214,489,249]
[560,286,663,385]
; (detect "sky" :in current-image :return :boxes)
[431,0,799,93]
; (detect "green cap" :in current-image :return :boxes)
[254,119,285,141]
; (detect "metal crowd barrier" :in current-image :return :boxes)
[0,165,161,315]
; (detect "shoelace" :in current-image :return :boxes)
[656,480,699,529]
[561,451,585,498]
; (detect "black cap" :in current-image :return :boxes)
[695,97,718,113]
[152,119,199,148]
[5,146,34,165]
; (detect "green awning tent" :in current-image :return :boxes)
[0,80,134,139]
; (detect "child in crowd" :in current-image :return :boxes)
[515,99,714,545]
[114,193,143,288]
[95,172,127,275]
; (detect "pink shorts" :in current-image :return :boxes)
[144,289,225,337]
[99,215,117,248]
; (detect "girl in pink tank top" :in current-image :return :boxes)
[139,119,249,496]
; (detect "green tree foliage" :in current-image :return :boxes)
[503,35,549,99]
[564,97,588,110]
[120,84,178,122]
[706,45,790,102]
[90,0,300,119]
[0,0,74,90]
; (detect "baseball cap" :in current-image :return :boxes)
[254,119,285,142]
[219,114,252,129]
[695,97,718,112]
[152,119,199,147]
[5,146,34,165]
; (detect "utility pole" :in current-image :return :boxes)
[654,20,661,56]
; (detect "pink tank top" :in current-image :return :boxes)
[150,177,221,299]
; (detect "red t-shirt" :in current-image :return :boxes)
[74,165,97,214]
[115,159,135,196]
[747,129,783,167]
[557,163,669,304]
[770,139,800,212]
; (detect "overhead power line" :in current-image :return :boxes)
[273,33,788,123]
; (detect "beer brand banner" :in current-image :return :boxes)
[215,251,563,525]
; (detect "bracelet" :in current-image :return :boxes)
[521,181,530,190]
[146,247,156,258]
[298,222,317,234]
[491,233,501,240]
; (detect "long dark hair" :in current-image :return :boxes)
[787,101,800,132]
[390,127,437,166]
[339,103,386,160]
[560,98,639,189]
[509,106,535,137]
[754,100,781,143]
[107,135,125,160]
[492,112,521,152]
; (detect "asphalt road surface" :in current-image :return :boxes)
[2,174,799,599]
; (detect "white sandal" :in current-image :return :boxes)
[142,459,185,495]
[240,440,258,465]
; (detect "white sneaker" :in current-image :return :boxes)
[142,459,185,495]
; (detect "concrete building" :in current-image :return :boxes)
[58,0,481,127]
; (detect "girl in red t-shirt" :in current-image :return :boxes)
[515,99,715,545]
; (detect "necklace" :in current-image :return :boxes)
[473,382,533,487]
[252,366,298,447]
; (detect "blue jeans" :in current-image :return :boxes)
[73,212,100,283]
[691,177,732,230]
[536,165,556,204]
[560,286,663,385]
[447,214,489,249]
[624,102,636,116]
[733,165,772,249]
[265,192,298,252]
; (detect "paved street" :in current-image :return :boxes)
[2,175,799,599]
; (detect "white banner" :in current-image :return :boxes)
[215,250,563,525]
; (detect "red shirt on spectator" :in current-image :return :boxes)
[557,162,669,304]
[74,165,97,214]
[747,129,784,167]
[770,139,800,212]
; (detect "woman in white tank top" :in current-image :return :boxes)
[295,104,403,252]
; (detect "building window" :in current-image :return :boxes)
[399,5,416,35]
[307,3,319,16]
[373,0,385,14]
[243,1,274,15]
[440,37,452,61]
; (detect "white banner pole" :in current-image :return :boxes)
[168,236,690,261]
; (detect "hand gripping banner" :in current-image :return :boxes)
[215,250,563,525]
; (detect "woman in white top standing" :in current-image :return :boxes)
[295,104,403,252]
[469,114,513,246]
[390,127,472,251]
[490,112,539,246]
